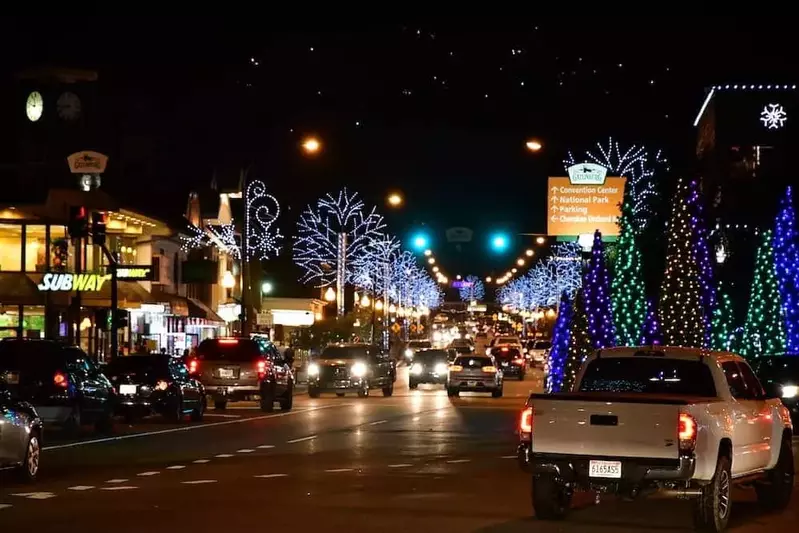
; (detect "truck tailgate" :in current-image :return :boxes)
[530,395,682,459]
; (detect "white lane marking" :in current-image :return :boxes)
[500,455,517,459]
[68,486,96,491]
[193,459,210,464]
[446,459,471,464]
[236,449,255,453]
[182,480,218,485]
[387,464,412,468]
[202,414,241,418]
[137,471,160,476]
[11,492,56,500]
[101,486,138,491]
[286,435,316,444]
[368,420,387,426]
[43,404,349,451]
[0,504,10,510]
[412,416,420,422]
[215,454,234,458]
[254,473,288,478]
[256,445,275,449]
[105,479,129,484]
[166,465,186,470]
[324,468,353,473]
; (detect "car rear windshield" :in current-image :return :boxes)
[578,357,717,397]
[454,356,492,369]
[318,346,368,359]
[534,341,551,349]
[497,337,517,344]
[196,339,262,361]
[413,350,449,363]
[409,341,432,349]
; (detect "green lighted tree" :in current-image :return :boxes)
[612,200,646,346]
[711,285,735,351]
[742,230,786,357]
[562,289,591,392]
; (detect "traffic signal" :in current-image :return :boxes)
[91,211,107,246]
[410,232,430,251]
[114,309,129,329]
[490,232,510,253]
[68,206,89,239]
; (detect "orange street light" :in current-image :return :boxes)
[536,236,546,245]
[525,139,543,152]
[387,192,403,207]
[302,136,321,154]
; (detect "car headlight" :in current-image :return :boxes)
[434,363,448,374]
[307,363,320,376]
[410,364,423,375]
[404,349,413,358]
[351,362,367,378]
[782,385,798,398]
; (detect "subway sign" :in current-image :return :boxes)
[37,273,112,292]
[116,265,154,281]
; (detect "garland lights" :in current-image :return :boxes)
[742,230,787,357]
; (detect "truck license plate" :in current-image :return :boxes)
[589,460,622,479]
[219,368,234,378]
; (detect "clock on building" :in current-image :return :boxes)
[57,91,81,121]
[26,91,43,122]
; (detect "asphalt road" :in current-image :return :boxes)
[1,367,798,532]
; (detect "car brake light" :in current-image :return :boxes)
[482,366,497,373]
[449,365,463,372]
[678,413,697,452]
[54,371,68,388]
[501,347,509,352]
[520,407,533,434]
[188,359,199,374]
[219,339,239,344]
[513,358,524,365]
[156,380,170,391]
[257,360,268,377]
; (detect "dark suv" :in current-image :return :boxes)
[191,338,294,411]
[0,339,115,433]
[307,343,396,397]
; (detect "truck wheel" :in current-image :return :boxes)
[693,455,731,532]
[447,387,459,397]
[492,387,503,398]
[409,381,418,390]
[357,387,369,398]
[260,385,275,412]
[308,387,321,398]
[755,435,794,510]
[382,383,394,397]
[278,382,294,411]
[532,475,571,520]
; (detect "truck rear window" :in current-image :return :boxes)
[578,358,717,397]
[196,339,262,361]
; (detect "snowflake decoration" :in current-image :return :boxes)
[181,223,209,252]
[760,103,787,130]
[245,180,284,260]
[207,222,241,260]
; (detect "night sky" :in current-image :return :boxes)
[2,18,796,295]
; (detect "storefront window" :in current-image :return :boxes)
[108,235,139,265]
[25,224,48,272]
[0,305,20,338]
[0,223,23,271]
[22,306,45,338]
[49,225,74,272]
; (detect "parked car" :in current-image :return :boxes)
[0,339,115,433]
[752,355,799,424]
[0,390,42,481]
[307,343,395,397]
[105,355,206,422]
[409,349,451,389]
[191,338,294,411]
[447,354,503,397]
[518,346,793,531]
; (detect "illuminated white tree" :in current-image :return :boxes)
[459,275,485,302]
[564,138,668,232]
[294,189,385,316]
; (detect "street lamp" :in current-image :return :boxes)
[324,287,336,302]
[485,276,492,283]
[536,236,546,245]
[525,249,534,256]
[387,192,403,207]
[490,233,509,253]
[516,258,525,266]
[411,233,430,251]
[301,136,321,154]
[261,281,273,295]
[525,139,543,152]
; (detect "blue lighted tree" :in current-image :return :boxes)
[546,292,573,393]
[773,186,799,352]
[583,230,615,349]
[294,189,385,316]
[641,298,663,345]
[459,275,485,302]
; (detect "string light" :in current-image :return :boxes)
[245,180,283,260]
[458,275,485,302]
[207,222,241,259]
[773,186,799,352]
[612,200,646,346]
[711,286,735,351]
[742,230,787,357]
[641,298,663,345]
[562,289,590,392]
[659,178,710,348]
[546,291,573,393]
[181,223,208,252]
[583,230,615,349]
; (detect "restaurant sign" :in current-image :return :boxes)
[116,265,154,281]
[37,272,112,292]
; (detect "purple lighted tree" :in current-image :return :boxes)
[641,298,663,345]
[546,292,574,393]
[773,186,799,352]
[689,179,716,346]
[583,230,616,349]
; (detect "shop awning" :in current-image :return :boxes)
[82,281,156,308]
[187,298,225,323]
[0,273,45,305]
[149,288,189,317]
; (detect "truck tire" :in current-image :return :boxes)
[693,455,732,532]
[260,385,275,412]
[532,475,571,520]
[308,387,321,398]
[447,387,459,397]
[755,435,794,510]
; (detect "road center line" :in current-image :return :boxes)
[254,473,288,478]
[166,465,186,470]
[236,449,255,453]
[256,445,275,449]
[500,455,517,459]
[324,468,354,473]
[43,404,350,452]
[182,480,218,485]
[137,471,160,476]
[446,459,471,464]
[101,486,138,491]
[368,420,387,426]
[387,464,412,468]
[215,454,234,458]
[68,486,96,491]
[0,504,11,510]
[105,479,129,484]
[11,492,56,500]
[193,459,211,464]
[286,435,316,444]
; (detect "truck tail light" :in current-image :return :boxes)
[449,365,463,372]
[482,366,497,373]
[53,371,69,388]
[678,413,697,452]
[188,358,199,374]
[257,360,268,378]
[520,407,533,434]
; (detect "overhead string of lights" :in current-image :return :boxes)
[422,248,452,285]
[487,236,547,286]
